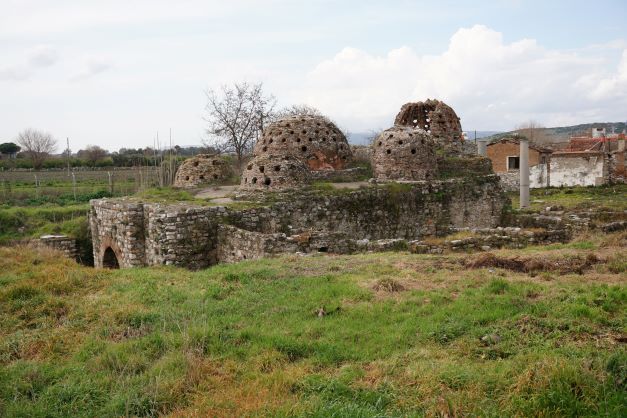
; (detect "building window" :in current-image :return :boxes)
[541,156,547,165]
[507,156,520,170]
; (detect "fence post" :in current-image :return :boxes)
[72,172,77,201]
[34,175,39,198]
[108,171,113,195]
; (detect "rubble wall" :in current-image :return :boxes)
[90,176,507,269]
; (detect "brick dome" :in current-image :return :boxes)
[173,154,231,188]
[394,99,463,143]
[252,115,352,170]
[240,154,311,190]
[372,126,438,181]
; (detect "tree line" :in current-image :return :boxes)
[2,81,330,171]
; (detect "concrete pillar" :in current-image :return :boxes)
[520,138,530,209]
[477,140,487,156]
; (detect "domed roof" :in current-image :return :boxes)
[372,126,438,181]
[394,99,462,143]
[240,154,311,190]
[253,115,352,170]
[173,154,231,188]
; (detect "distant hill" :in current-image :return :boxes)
[483,122,627,149]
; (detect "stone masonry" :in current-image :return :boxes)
[90,176,508,268]
[174,154,232,188]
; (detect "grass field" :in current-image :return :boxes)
[0,235,625,417]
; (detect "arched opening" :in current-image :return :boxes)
[102,247,120,269]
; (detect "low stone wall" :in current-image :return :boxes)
[90,176,508,269]
[36,235,78,260]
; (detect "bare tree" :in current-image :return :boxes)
[203,82,276,168]
[516,120,546,144]
[78,145,107,166]
[16,128,57,169]
[278,104,324,118]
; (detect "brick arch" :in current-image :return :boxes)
[98,237,123,269]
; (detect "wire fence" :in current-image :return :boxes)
[0,166,167,205]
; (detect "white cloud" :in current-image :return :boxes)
[300,25,627,131]
[70,57,113,81]
[28,45,59,68]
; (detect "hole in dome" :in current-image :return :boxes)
[321,137,326,141]
[339,144,343,149]
[277,131,282,135]
[259,166,265,173]
[386,149,391,154]
[411,149,416,154]
[308,138,313,142]
[193,161,199,167]
[378,141,382,146]
[318,246,328,253]
[269,138,273,144]
[286,123,291,128]
[301,146,308,152]
[302,130,307,134]
[264,178,271,186]
[315,130,319,134]
[421,139,425,144]
[213,174,218,179]
[332,137,337,141]
[199,175,205,180]
[408,133,413,137]
[274,165,281,171]
[388,134,394,138]
[296,138,301,142]
[413,119,418,123]
[244,177,248,183]
[252,177,258,184]
[247,164,252,170]
[316,122,321,126]
[262,146,267,152]
[424,125,428,129]
[185,176,190,180]
[290,130,294,134]
[398,140,403,145]
[282,138,286,142]
[342,156,347,160]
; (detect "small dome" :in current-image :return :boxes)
[372,126,438,181]
[253,115,352,170]
[394,99,463,143]
[240,154,311,191]
[174,154,231,188]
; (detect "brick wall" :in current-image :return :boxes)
[487,142,541,173]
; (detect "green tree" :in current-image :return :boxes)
[0,142,21,157]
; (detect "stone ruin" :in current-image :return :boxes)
[240,115,353,190]
[372,126,438,181]
[90,100,513,269]
[372,99,480,181]
[173,154,231,188]
[394,99,463,142]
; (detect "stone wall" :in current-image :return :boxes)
[550,152,608,187]
[497,164,549,191]
[90,176,508,269]
[36,235,78,260]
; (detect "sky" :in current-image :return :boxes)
[1,0,626,151]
